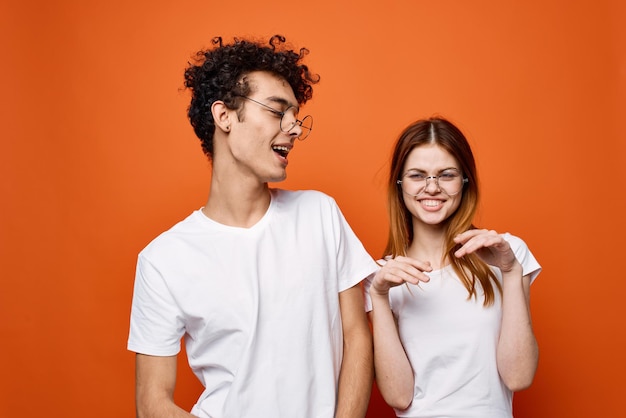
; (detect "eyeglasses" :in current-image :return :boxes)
[397,169,468,197]
[238,96,313,140]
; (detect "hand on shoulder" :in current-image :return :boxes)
[453,229,521,273]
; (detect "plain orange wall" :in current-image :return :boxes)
[1,0,625,416]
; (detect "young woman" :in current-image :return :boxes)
[365,117,541,417]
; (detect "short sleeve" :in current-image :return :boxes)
[503,233,542,284]
[362,259,386,313]
[327,197,379,293]
[127,254,185,356]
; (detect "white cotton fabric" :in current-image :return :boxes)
[128,189,378,418]
[364,233,541,418]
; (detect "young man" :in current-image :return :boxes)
[127,35,378,418]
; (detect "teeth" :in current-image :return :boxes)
[421,200,441,207]
[272,145,290,157]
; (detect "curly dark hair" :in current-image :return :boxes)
[183,35,320,159]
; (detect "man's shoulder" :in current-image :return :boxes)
[139,210,204,258]
[273,188,336,207]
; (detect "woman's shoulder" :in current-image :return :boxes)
[500,232,542,281]
[500,232,528,250]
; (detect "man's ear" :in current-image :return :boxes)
[211,101,232,133]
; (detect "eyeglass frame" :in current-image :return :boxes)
[236,96,313,140]
[396,169,469,197]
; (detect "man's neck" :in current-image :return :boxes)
[202,176,272,228]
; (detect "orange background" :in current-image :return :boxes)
[1,0,625,417]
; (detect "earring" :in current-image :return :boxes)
[225,125,230,131]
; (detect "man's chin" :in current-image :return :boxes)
[274,170,288,182]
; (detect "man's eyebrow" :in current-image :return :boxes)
[266,96,299,112]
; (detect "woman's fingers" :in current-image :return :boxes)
[372,256,431,295]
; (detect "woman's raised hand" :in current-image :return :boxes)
[453,229,520,273]
[370,256,432,296]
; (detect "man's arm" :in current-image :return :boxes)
[335,284,374,418]
[135,353,198,418]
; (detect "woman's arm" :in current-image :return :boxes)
[369,293,414,410]
[453,229,539,391]
[368,257,431,410]
[496,269,538,391]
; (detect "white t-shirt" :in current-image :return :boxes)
[128,189,378,418]
[364,233,541,418]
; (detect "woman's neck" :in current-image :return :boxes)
[407,223,448,270]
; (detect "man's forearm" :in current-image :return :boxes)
[137,400,198,418]
[335,330,374,418]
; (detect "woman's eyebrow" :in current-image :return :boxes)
[405,167,459,173]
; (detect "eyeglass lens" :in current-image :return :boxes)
[280,108,312,140]
[399,171,466,197]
